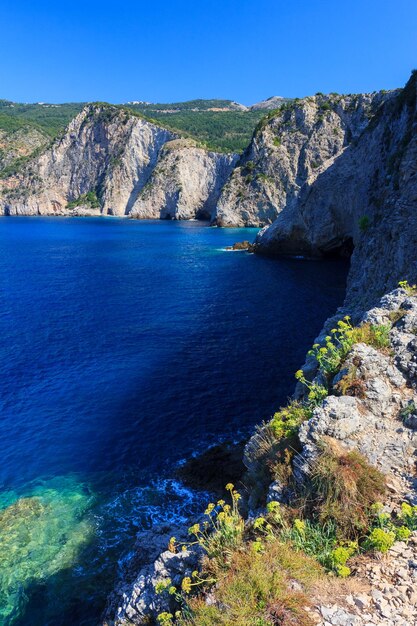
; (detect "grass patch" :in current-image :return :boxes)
[398,280,417,295]
[179,539,322,626]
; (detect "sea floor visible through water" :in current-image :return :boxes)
[0,217,348,625]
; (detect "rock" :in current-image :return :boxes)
[215,91,388,228]
[225,240,255,251]
[130,138,237,221]
[353,595,370,610]
[255,72,417,309]
[114,547,201,625]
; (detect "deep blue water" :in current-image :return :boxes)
[0,217,348,625]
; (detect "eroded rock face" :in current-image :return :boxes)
[0,106,176,216]
[130,139,237,221]
[256,73,417,307]
[214,91,387,227]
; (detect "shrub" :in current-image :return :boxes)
[244,423,288,507]
[273,136,281,147]
[307,318,391,382]
[389,308,407,324]
[364,528,395,553]
[398,502,417,530]
[309,443,386,538]
[306,319,352,378]
[270,402,312,442]
[396,526,411,541]
[294,370,328,406]
[334,367,366,399]
[320,102,332,112]
[399,400,416,424]
[67,190,100,209]
[398,280,417,295]
[281,518,337,569]
[352,322,391,349]
[359,215,370,232]
[184,484,245,573]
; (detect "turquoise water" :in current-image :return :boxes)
[0,217,347,624]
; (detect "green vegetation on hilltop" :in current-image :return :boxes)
[127,98,243,112]
[0,100,85,137]
[124,107,265,152]
[0,98,267,155]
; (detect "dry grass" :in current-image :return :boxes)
[309,439,386,538]
[179,540,323,626]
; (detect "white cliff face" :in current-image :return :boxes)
[214,92,389,227]
[0,106,175,216]
[256,72,417,307]
[130,139,237,221]
[0,106,238,221]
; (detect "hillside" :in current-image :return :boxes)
[0,98,272,168]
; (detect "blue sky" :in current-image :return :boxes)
[0,0,416,104]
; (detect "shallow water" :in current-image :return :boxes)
[0,217,348,625]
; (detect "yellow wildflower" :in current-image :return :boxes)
[181,577,192,593]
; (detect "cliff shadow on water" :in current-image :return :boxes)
[0,218,349,625]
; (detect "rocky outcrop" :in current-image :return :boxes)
[256,72,417,308]
[0,106,237,220]
[249,96,287,111]
[112,547,199,625]
[294,288,417,503]
[314,533,417,626]
[214,91,389,227]
[130,139,237,220]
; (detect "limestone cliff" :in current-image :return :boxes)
[0,106,176,216]
[130,139,237,220]
[0,106,236,220]
[214,90,390,227]
[255,72,417,307]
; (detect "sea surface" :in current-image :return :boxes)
[0,217,348,625]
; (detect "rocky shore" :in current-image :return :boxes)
[104,285,417,625]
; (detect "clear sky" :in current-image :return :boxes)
[0,0,416,104]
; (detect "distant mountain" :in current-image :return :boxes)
[250,96,292,110]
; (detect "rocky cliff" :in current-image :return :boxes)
[0,106,236,220]
[256,72,417,308]
[0,106,175,216]
[213,90,391,227]
[130,139,237,220]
